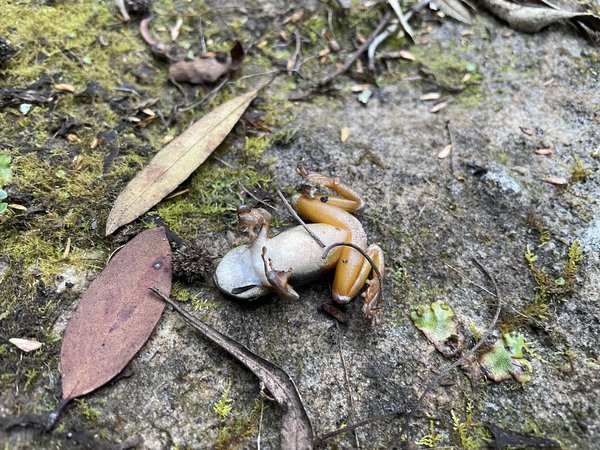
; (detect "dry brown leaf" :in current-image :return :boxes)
[478,0,600,32]
[9,338,43,352]
[420,92,441,101]
[398,50,416,61]
[55,84,75,93]
[351,83,373,92]
[340,127,351,143]
[438,144,452,159]
[435,0,473,24]
[60,227,172,403]
[429,101,448,113]
[8,204,27,211]
[520,126,534,136]
[169,41,244,84]
[535,148,553,155]
[152,290,314,450]
[106,85,263,235]
[541,176,568,185]
[282,10,304,24]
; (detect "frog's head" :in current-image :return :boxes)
[213,244,271,300]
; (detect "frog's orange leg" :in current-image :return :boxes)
[293,164,372,305]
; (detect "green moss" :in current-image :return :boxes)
[0,1,143,88]
[212,381,260,450]
[75,398,100,423]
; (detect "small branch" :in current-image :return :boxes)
[316,410,404,444]
[276,190,325,248]
[368,23,399,71]
[316,11,393,87]
[289,30,302,75]
[178,76,229,113]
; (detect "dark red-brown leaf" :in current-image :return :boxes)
[59,227,172,402]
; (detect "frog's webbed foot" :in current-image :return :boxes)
[362,278,382,325]
[260,247,300,301]
[296,161,365,212]
[238,205,271,238]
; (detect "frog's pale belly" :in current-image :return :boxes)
[264,224,347,285]
[213,223,347,300]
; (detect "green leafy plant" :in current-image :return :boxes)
[416,419,442,448]
[213,380,234,419]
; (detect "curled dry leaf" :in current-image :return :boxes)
[151,289,314,450]
[420,92,441,101]
[9,338,43,352]
[435,0,473,24]
[169,41,244,84]
[60,227,172,404]
[541,176,568,185]
[106,85,263,235]
[438,144,452,159]
[340,127,351,143]
[398,50,416,61]
[429,101,448,113]
[478,0,600,33]
[535,148,553,155]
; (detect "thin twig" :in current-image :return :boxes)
[178,76,229,113]
[257,398,264,450]
[289,30,302,75]
[368,22,399,71]
[276,190,325,248]
[239,183,280,211]
[337,322,360,449]
[317,11,393,87]
[316,410,404,444]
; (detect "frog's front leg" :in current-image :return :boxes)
[294,163,385,323]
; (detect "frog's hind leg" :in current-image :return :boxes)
[350,244,384,325]
[293,163,372,307]
[296,161,365,212]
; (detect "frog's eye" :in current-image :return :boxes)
[231,285,260,295]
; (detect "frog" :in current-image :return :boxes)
[213,162,385,324]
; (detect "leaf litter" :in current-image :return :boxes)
[150,289,314,450]
[106,84,265,235]
[49,227,172,428]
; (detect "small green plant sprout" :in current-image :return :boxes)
[0,153,12,214]
[75,398,100,422]
[569,159,592,183]
[523,241,584,319]
[411,300,464,357]
[479,332,532,383]
[451,401,480,450]
[213,380,234,420]
[416,419,443,448]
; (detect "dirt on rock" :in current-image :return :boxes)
[1,0,599,449]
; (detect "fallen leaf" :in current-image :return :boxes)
[520,126,534,136]
[429,101,448,113]
[435,0,473,24]
[438,144,452,159]
[340,127,351,143]
[152,289,314,450]
[282,10,304,24]
[541,176,568,186]
[60,227,172,404]
[9,338,43,352]
[55,84,75,93]
[535,148,553,155]
[351,83,373,93]
[488,424,561,449]
[398,50,416,61]
[106,85,263,235]
[357,89,373,104]
[420,92,441,101]
[478,0,600,33]
[168,41,244,84]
